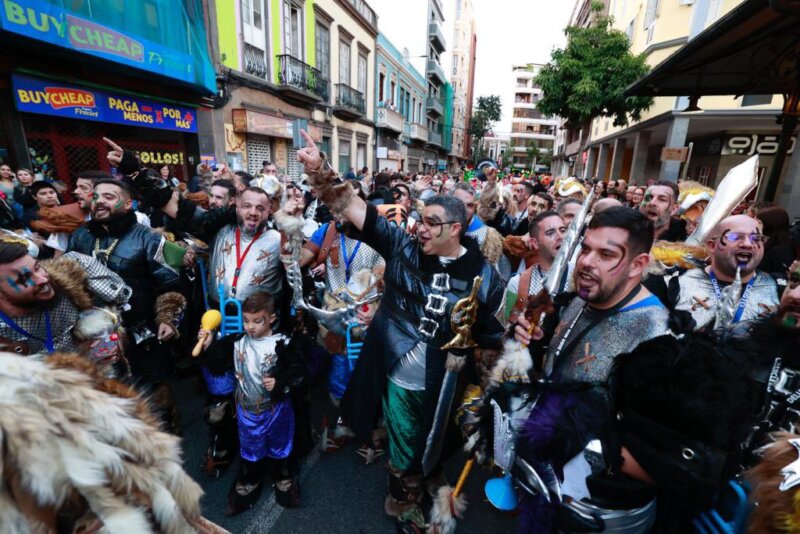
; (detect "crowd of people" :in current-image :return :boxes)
[1,131,800,532]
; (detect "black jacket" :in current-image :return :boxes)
[68,211,181,328]
[341,203,506,446]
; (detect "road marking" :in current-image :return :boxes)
[244,445,323,533]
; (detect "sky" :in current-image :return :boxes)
[370,0,576,135]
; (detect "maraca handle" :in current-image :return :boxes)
[192,332,208,357]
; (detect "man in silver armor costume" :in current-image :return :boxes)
[671,214,779,333]
[0,239,130,368]
[515,207,670,383]
[209,186,283,311]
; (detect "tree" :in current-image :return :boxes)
[535,2,653,173]
[526,142,541,169]
[468,95,502,163]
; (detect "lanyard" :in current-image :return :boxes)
[232,227,263,296]
[0,309,54,353]
[708,271,757,324]
[550,284,642,377]
[340,234,361,282]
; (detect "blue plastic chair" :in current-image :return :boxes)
[346,322,364,361]
[693,480,750,534]
[218,284,243,336]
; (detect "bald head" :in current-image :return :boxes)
[593,198,622,214]
[707,214,765,281]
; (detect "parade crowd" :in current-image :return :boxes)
[2,131,800,533]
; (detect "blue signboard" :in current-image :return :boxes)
[12,74,198,133]
[0,0,216,94]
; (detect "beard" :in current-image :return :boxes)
[237,214,267,237]
[577,266,631,306]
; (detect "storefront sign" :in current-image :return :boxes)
[0,0,215,93]
[721,134,797,156]
[232,109,321,142]
[138,150,186,165]
[388,150,402,160]
[12,74,197,133]
[661,147,689,162]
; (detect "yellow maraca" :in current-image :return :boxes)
[192,310,222,357]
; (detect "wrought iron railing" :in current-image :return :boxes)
[335,83,366,115]
[244,44,268,79]
[277,54,329,101]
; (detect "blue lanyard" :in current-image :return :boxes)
[340,233,361,282]
[0,309,54,352]
[708,271,757,324]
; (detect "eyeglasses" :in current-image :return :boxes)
[716,231,769,245]
[420,219,458,230]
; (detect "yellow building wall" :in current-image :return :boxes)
[311,0,376,172]
[589,0,780,146]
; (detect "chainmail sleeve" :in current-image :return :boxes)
[62,251,132,306]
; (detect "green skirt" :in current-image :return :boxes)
[383,381,426,473]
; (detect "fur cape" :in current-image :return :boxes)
[0,352,204,533]
[41,255,95,311]
[747,432,800,533]
[481,226,504,266]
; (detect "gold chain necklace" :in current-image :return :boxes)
[93,238,120,264]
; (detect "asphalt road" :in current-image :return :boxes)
[174,368,518,533]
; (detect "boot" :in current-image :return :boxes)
[227,459,266,516]
[274,478,300,508]
[384,461,425,518]
[202,397,237,478]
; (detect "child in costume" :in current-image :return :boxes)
[201,291,306,514]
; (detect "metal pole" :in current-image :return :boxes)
[681,142,694,182]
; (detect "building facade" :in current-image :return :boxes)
[206,0,375,179]
[369,0,453,171]
[447,0,477,170]
[374,35,428,172]
[568,0,799,216]
[509,64,557,171]
[0,0,216,185]
[482,133,510,164]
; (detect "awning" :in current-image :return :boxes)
[624,0,800,97]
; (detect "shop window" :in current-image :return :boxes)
[741,95,773,107]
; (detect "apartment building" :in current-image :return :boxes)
[205,0,375,178]
[374,34,428,172]
[371,0,452,171]
[446,0,478,169]
[509,64,558,171]
[575,0,795,215]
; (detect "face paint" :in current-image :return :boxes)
[7,267,34,292]
[114,198,124,209]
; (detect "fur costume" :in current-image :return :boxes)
[747,432,800,533]
[29,202,86,234]
[503,235,539,271]
[477,182,502,223]
[155,292,188,339]
[0,352,204,533]
[481,227,504,266]
[306,166,354,215]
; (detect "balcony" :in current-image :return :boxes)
[376,107,404,133]
[410,123,428,142]
[429,21,446,53]
[426,59,446,85]
[333,83,366,120]
[277,55,328,105]
[426,95,444,116]
[428,130,443,147]
[342,0,378,33]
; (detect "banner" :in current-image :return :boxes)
[12,74,197,133]
[0,0,215,93]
